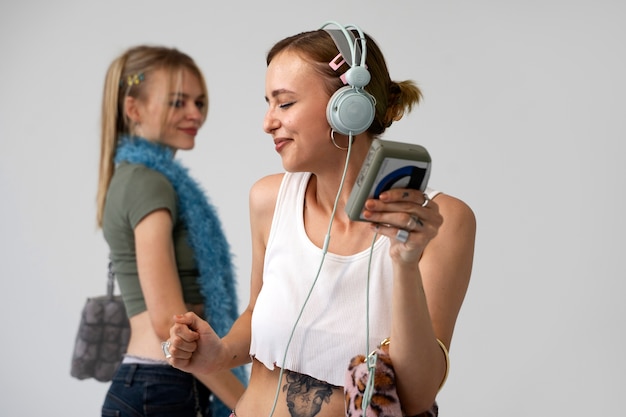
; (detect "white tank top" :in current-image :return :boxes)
[249,171,440,386]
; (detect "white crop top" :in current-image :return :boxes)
[249,171,440,386]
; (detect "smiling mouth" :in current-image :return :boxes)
[274,138,291,152]
[180,128,198,136]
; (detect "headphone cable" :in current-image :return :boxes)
[267,133,355,417]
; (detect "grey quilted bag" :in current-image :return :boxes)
[70,262,130,382]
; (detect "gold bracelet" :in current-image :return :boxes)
[436,338,450,392]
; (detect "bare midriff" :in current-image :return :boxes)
[234,359,345,417]
[126,303,205,361]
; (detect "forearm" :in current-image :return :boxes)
[391,194,476,413]
[390,262,444,414]
[194,369,246,410]
[220,309,253,369]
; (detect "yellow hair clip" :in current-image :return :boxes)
[120,73,144,87]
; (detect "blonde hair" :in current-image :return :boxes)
[266,28,423,136]
[96,45,208,227]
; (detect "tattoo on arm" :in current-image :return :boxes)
[282,371,335,417]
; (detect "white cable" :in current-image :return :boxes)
[361,232,378,416]
[267,133,355,417]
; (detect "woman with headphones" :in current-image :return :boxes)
[164,22,476,417]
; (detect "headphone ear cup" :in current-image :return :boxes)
[326,86,376,136]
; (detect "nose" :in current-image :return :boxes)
[187,103,203,123]
[263,108,280,134]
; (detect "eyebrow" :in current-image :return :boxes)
[169,92,206,100]
[264,88,295,102]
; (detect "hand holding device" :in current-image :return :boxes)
[346,139,431,221]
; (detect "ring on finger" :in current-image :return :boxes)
[421,193,431,207]
[406,214,422,230]
[161,341,172,359]
[395,229,410,243]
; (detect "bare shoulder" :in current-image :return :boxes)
[432,192,476,233]
[249,173,285,217]
[249,173,285,241]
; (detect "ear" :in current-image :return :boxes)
[123,96,141,124]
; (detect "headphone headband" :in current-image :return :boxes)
[320,21,366,68]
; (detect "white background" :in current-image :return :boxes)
[1,1,624,416]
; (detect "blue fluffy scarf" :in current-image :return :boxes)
[115,135,246,417]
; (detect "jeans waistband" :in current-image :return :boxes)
[112,362,195,385]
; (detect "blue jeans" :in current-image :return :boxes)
[101,363,211,417]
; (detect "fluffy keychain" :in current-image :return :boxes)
[344,338,439,417]
[344,339,403,417]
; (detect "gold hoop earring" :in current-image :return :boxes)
[330,129,352,151]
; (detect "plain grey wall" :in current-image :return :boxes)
[1,1,624,415]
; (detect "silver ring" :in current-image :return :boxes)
[407,215,422,230]
[161,341,172,359]
[421,193,431,207]
[395,229,410,243]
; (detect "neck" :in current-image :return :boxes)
[309,139,370,212]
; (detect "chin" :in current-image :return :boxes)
[176,138,196,151]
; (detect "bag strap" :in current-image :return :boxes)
[107,261,115,299]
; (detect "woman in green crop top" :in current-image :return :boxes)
[95,45,245,417]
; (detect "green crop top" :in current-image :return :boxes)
[102,162,204,318]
